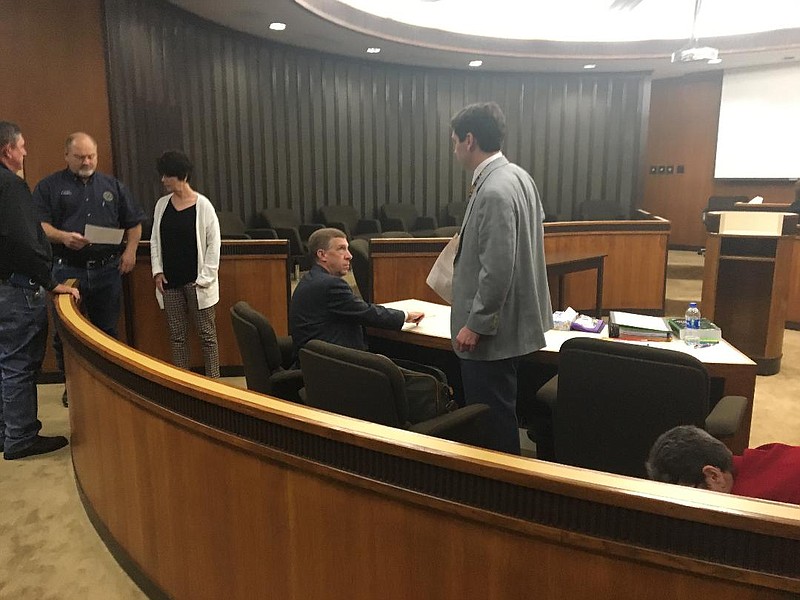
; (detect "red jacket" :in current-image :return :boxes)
[732,444,800,505]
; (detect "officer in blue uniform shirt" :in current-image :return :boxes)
[33,132,145,406]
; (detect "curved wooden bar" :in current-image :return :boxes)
[56,294,800,599]
[371,213,670,314]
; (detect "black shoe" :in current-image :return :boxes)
[61,389,68,408]
[4,435,69,460]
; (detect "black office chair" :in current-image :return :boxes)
[577,200,627,221]
[530,337,747,478]
[299,340,488,445]
[230,301,304,403]
[319,205,381,240]
[379,204,438,237]
[216,211,277,240]
[348,238,372,302]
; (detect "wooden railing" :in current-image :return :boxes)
[56,293,800,600]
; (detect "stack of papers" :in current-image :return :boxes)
[609,311,671,341]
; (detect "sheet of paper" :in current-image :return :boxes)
[84,224,125,245]
[610,311,670,332]
[425,234,459,304]
[381,299,452,339]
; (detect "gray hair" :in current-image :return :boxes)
[0,121,22,151]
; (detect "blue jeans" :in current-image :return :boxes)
[0,283,46,453]
[52,257,122,372]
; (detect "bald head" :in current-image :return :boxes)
[65,132,98,179]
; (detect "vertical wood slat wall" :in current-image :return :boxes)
[104,0,650,227]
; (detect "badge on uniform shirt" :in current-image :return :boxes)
[103,191,115,202]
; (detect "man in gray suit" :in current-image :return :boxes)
[450,102,553,454]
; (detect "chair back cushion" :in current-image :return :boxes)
[230,301,284,393]
[380,204,419,231]
[259,208,300,229]
[299,340,407,427]
[445,202,467,226]
[216,211,248,238]
[319,205,359,232]
[348,238,371,302]
[578,200,626,221]
[554,337,709,478]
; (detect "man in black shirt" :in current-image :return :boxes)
[33,132,145,406]
[0,121,79,460]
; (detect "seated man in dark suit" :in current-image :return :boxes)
[290,227,424,363]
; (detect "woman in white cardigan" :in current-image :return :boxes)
[150,151,221,377]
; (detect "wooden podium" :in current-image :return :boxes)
[702,211,797,375]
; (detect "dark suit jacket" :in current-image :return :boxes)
[290,264,405,361]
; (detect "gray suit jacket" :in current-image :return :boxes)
[451,156,553,361]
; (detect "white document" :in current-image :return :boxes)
[426,234,459,304]
[84,224,125,245]
[381,299,451,339]
[748,196,764,204]
[609,311,670,332]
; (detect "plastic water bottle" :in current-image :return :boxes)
[684,302,701,347]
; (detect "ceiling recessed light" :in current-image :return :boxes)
[269,22,286,31]
[583,64,597,69]
[707,57,722,65]
[468,60,483,67]
[366,47,381,54]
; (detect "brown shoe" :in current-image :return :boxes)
[4,435,69,460]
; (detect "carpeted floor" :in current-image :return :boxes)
[2,250,798,598]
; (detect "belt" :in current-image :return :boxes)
[0,273,40,290]
[57,254,118,269]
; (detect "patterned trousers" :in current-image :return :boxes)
[162,284,220,378]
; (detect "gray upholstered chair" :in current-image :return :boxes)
[379,204,438,237]
[299,340,488,445]
[348,238,371,302]
[216,211,277,240]
[577,200,627,221]
[230,301,303,403]
[530,337,747,478]
[258,208,323,270]
[444,201,467,226]
[318,205,381,240]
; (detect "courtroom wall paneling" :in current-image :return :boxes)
[0,0,113,189]
[103,0,649,230]
[642,74,796,248]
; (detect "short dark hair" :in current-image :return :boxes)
[308,227,347,258]
[0,121,22,151]
[157,150,193,181]
[450,102,506,153]
[646,425,733,487]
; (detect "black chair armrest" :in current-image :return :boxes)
[705,395,748,437]
[221,233,251,240]
[355,218,381,235]
[274,227,304,255]
[270,369,305,404]
[299,223,324,241]
[326,221,351,238]
[277,335,294,369]
[415,215,438,230]
[410,403,489,445]
[245,228,278,240]
[383,217,406,231]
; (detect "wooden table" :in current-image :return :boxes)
[370,299,757,454]
[546,250,606,317]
